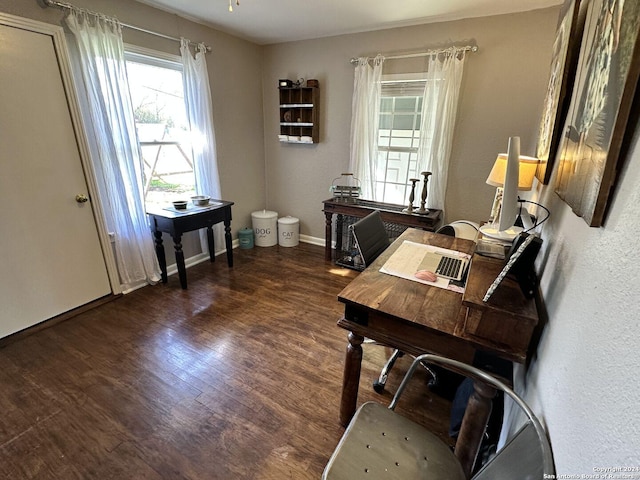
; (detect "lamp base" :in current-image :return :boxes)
[479,224,523,242]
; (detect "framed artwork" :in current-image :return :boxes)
[535,0,585,185]
[554,0,640,226]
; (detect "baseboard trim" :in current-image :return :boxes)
[163,236,326,277]
[0,294,120,348]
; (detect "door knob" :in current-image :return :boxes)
[75,194,89,203]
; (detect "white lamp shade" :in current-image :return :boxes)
[486,153,539,191]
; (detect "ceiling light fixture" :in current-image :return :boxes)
[228,0,239,12]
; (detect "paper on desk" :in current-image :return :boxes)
[379,240,471,293]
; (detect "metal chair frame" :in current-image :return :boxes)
[323,353,555,479]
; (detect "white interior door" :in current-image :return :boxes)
[0,18,112,338]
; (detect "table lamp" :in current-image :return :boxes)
[479,137,538,241]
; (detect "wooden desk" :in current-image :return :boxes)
[147,200,234,289]
[322,198,442,261]
[336,228,538,477]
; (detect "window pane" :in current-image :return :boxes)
[389,135,414,149]
[379,113,393,130]
[392,114,415,130]
[379,182,407,205]
[394,97,418,112]
[126,58,195,209]
[380,97,393,112]
[375,87,426,205]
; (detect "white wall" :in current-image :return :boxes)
[523,126,640,472]
[262,8,559,239]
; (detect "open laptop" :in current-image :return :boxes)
[417,250,470,281]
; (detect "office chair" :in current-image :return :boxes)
[349,210,390,270]
[322,354,555,480]
[370,220,479,393]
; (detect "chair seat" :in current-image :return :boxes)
[323,402,465,480]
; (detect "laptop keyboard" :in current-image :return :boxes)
[435,256,463,279]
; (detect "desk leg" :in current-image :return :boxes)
[206,226,215,263]
[172,234,188,289]
[154,231,167,283]
[339,331,364,426]
[224,220,233,267]
[324,212,333,261]
[455,380,496,478]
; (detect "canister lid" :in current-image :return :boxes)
[278,216,299,224]
[251,209,278,219]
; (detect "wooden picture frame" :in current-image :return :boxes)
[554,0,640,226]
[535,0,585,185]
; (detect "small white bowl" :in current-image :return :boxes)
[191,195,210,206]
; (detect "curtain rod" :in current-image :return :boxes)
[349,45,477,65]
[42,0,211,52]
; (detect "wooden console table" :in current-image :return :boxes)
[322,198,442,261]
[147,200,234,289]
[336,228,538,477]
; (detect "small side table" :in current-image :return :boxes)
[147,200,234,289]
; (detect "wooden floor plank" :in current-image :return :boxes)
[0,243,454,479]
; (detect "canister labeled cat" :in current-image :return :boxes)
[278,216,299,247]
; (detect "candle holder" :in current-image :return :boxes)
[403,178,420,213]
[417,171,432,214]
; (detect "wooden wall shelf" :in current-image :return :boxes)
[279,85,319,144]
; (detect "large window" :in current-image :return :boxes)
[125,49,195,209]
[375,75,428,205]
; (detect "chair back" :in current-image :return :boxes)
[436,220,479,241]
[390,354,555,479]
[350,210,390,268]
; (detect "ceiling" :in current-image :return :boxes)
[134,0,562,45]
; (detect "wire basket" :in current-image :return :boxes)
[330,173,361,202]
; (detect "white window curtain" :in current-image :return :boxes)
[349,55,384,200]
[180,39,224,255]
[349,49,467,210]
[417,48,468,213]
[66,10,161,291]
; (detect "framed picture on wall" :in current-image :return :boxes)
[535,0,585,185]
[554,0,640,226]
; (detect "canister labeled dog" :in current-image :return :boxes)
[251,210,278,247]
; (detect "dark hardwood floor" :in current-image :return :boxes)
[0,243,453,479]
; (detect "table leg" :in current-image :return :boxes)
[324,211,333,261]
[172,234,187,289]
[154,231,167,283]
[335,214,344,258]
[224,220,233,267]
[206,226,215,263]
[339,331,364,426]
[455,380,496,478]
